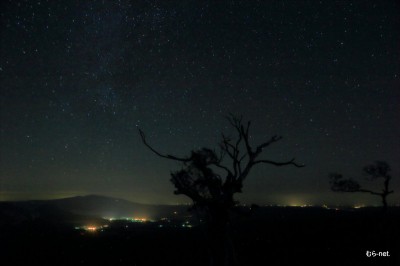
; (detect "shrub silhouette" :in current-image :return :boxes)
[330,161,394,211]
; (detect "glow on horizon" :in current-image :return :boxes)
[1,192,396,207]
[104,217,149,222]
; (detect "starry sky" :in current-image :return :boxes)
[1,0,399,206]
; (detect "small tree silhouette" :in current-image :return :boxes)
[139,115,304,265]
[330,161,394,211]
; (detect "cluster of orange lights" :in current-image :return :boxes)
[85,226,98,231]
[76,217,151,233]
[132,218,147,222]
[81,225,108,232]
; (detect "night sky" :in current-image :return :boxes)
[1,0,399,206]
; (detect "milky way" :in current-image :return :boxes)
[1,1,399,205]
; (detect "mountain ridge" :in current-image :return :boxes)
[0,195,189,226]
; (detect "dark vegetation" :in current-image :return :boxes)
[330,161,394,212]
[1,199,399,266]
[139,115,304,265]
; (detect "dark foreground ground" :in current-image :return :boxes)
[2,207,399,266]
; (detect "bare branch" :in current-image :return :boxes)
[358,189,382,196]
[255,135,283,155]
[210,161,233,177]
[220,132,243,178]
[253,158,305,168]
[238,154,247,163]
[240,122,252,156]
[220,135,236,161]
[138,129,191,162]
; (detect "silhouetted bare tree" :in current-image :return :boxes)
[139,115,304,265]
[330,161,394,211]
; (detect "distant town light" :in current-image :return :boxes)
[86,226,98,232]
[132,218,147,222]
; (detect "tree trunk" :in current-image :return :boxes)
[207,206,237,266]
[381,194,388,213]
